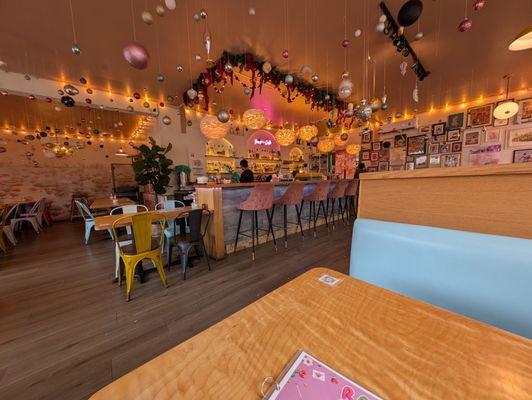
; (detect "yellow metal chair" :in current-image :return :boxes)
[0,206,7,253]
[112,212,168,301]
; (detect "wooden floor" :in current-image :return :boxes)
[0,220,352,400]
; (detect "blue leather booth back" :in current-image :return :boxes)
[349,218,532,338]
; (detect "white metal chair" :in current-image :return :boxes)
[18,198,47,227]
[11,203,41,234]
[74,200,113,244]
[155,200,186,256]
[111,204,149,278]
[3,205,18,246]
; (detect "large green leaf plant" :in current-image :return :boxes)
[132,137,173,195]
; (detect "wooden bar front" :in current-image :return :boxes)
[357,163,532,239]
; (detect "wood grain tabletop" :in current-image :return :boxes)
[92,207,199,231]
[90,197,136,210]
[89,268,532,399]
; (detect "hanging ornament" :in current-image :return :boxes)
[311,73,319,82]
[282,49,289,58]
[248,7,256,16]
[156,74,165,82]
[204,23,212,62]
[193,13,201,22]
[341,39,350,47]
[127,105,134,112]
[285,74,294,85]
[141,11,154,24]
[300,65,312,75]
[340,133,349,141]
[176,65,183,72]
[64,84,79,96]
[45,97,52,103]
[162,116,172,125]
[375,22,385,32]
[224,63,233,72]
[458,18,472,32]
[412,84,419,103]
[397,0,423,27]
[400,61,408,76]
[61,95,75,107]
[200,115,230,139]
[166,95,174,102]
[187,88,198,99]
[262,61,272,74]
[338,79,353,99]
[275,128,297,146]
[395,112,403,118]
[216,110,230,123]
[0,89,8,96]
[473,0,485,11]
[165,0,176,10]
[155,4,165,16]
[86,88,93,94]
[195,54,202,61]
[143,101,150,108]
[370,98,382,111]
[24,74,31,80]
[244,87,252,95]
[71,44,81,55]
[414,31,424,41]
[381,103,389,111]
[243,109,266,129]
[85,98,92,104]
[379,14,387,23]
[354,29,362,37]
[324,94,330,101]
[122,42,150,69]
[133,92,141,99]
[79,77,87,84]
[27,94,36,100]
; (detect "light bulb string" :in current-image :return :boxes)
[68,0,78,45]
[130,0,137,41]
[184,0,193,87]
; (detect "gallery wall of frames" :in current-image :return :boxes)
[360,96,532,172]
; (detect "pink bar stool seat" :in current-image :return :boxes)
[302,180,330,237]
[272,182,305,247]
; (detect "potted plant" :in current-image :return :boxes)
[132,137,173,195]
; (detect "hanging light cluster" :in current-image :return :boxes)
[199,115,230,139]
[346,144,361,155]
[298,125,318,141]
[243,109,266,130]
[317,136,335,153]
[333,133,349,147]
[275,128,297,146]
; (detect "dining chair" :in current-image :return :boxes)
[111,204,149,278]
[2,205,18,246]
[75,200,113,244]
[11,203,41,234]
[18,198,47,227]
[112,212,168,301]
[0,206,7,253]
[155,200,187,257]
[167,209,211,280]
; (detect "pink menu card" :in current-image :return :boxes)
[263,350,382,400]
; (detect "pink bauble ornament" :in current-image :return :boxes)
[458,18,472,32]
[122,42,150,69]
[341,39,350,48]
[282,49,289,58]
[473,0,485,11]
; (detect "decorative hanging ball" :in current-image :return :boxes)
[346,144,361,155]
[397,0,423,27]
[86,88,93,94]
[284,74,294,85]
[275,128,297,146]
[141,11,154,24]
[162,116,172,125]
[414,31,424,41]
[45,97,52,103]
[133,92,141,99]
[379,14,387,23]
[155,5,165,16]
[224,63,233,72]
[200,115,230,139]
[338,79,353,99]
[340,133,349,141]
[199,9,207,18]
[27,94,35,100]
[85,98,92,104]
[334,133,348,147]
[64,84,79,96]
[375,22,386,32]
[354,29,362,37]
[311,73,319,83]
[317,137,335,153]
[71,44,81,55]
[122,42,150,69]
[341,39,350,47]
[166,95,174,102]
[61,95,75,107]
[324,94,331,101]
[127,105,134,112]
[248,7,256,16]
[0,89,8,96]
[395,112,403,118]
[243,109,266,129]
[458,18,472,32]
[24,74,31,80]
[79,77,87,84]
[370,98,382,111]
[244,87,252,95]
[156,74,165,82]
[195,54,202,61]
[187,88,198,99]
[262,61,272,74]
[165,0,176,10]
[193,13,200,21]
[143,101,150,108]
[282,49,289,58]
[54,105,62,112]
[298,125,318,141]
[176,65,183,72]
[473,0,485,11]
[381,103,389,111]
[216,110,230,123]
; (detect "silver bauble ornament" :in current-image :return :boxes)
[381,103,389,110]
[71,44,81,55]
[193,13,200,21]
[195,54,202,61]
[64,84,79,96]
[262,61,272,74]
[458,18,472,32]
[164,0,176,10]
[324,94,330,101]
[162,116,172,125]
[24,74,31,80]
[248,7,256,16]
[370,98,382,112]
[156,74,165,82]
[127,105,134,112]
[176,65,183,72]
[216,110,230,123]
[187,88,198,99]
[311,73,319,82]
[122,42,150,69]
[375,22,385,32]
[414,31,424,41]
[338,79,353,99]
[284,74,294,85]
[244,87,252,95]
[340,133,349,141]
[224,63,233,72]
[155,5,165,16]
[199,9,207,18]
[141,11,154,24]
[354,29,362,37]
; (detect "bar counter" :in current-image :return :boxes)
[196,180,347,259]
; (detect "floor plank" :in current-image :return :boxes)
[0,219,351,400]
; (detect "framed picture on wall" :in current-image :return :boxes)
[429,143,440,154]
[467,104,494,127]
[429,154,441,168]
[405,162,415,170]
[419,125,431,135]
[493,99,513,127]
[361,150,370,161]
[378,161,389,171]
[484,128,501,143]
[451,142,462,152]
[371,141,382,151]
[447,129,461,142]
[431,134,446,143]
[431,122,446,136]
[513,148,532,163]
[440,143,451,154]
[367,167,377,172]
[378,149,390,161]
[443,153,461,168]
[516,98,532,124]
[362,131,372,143]
[406,135,427,156]
[464,130,481,146]
[414,155,428,169]
[370,151,379,162]
[447,112,464,130]
[507,127,532,147]
[394,134,407,147]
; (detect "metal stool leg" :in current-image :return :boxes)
[295,202,304,237]
[283,205,288,248]
[251,210,256,261]
[265,209,277,251]
[234,210,243,253]
[331,198,336,229]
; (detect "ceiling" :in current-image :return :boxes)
[0,0,530,125]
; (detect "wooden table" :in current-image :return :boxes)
[90,197,135,210]
[89,268,532,399]
[93,207,197,231]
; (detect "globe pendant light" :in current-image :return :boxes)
[508,25,532,51]
[200,115,230,139]
[275,128,296,146]
[243,109,266,129]
[298,125,318,141]
[346,144,361,155]
[493,75,519,120]
[317,136,335,153]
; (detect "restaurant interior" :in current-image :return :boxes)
[0,0,531,399]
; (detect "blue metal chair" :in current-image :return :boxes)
[155,200,187,257]
[74,200,113,244]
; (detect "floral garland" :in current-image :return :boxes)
[183,51,358,128]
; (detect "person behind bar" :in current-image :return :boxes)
[239,159,254,183]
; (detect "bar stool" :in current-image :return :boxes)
[234,183,277,260]
[271,182,305,248]
[327,180,349,229]
[302,180,330,237]
[344,179,359,221]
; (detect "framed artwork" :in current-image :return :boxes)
[516,98,532,124]
[414,155,428,169]
[394,134,407,147]
[429,154,441,168]
[370,151,379,162]
[390,164,404,171]
[378,149,390,161]
[447,112,464,130]
[507,127,532,147]
[469,144,502,166]
[447,129,461,142]
[464,130,481,146]
[440,143,451,154]
[429,143,440,154]
[378,161,389,171]
[467,104,494,127]
[431,122,446,136]
[419,125,431,134]
[406,135,427,156]
[513,148,532,163]
[371,141,382,151]
[493,99,513,127]
[367,167,377,172]
[431,134,446,143]
[443,153,461,168]
[362,131,372,143]
[484,128,501,143]
[361,150,370,161]
[406,155,414,162]
[405,162,415,170]
[451,142,462,152]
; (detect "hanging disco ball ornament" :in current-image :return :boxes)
[71,44,81,55]
[397,0,423,27]
[61,96,75,107]
[122,42,150,69]
[311,73,319,82]
[64,84,79,96]
[187,88,198,99]
[199,9,208,18]
[282,49,289,58]
[338,79,353,99]
[244,87,252,95]
[381,103,389,110]
[262,61,272,74]
[141,11,154,24]
[176,65,183,72]
[193,13,200,22]
[473,0,485,11]
[216,110,230,123]
[162,116,172,125]
[284,74,294,85]
[414,31,424,41]
[155,5,165,16]
[156,74,165,82]
[243,109,266,129]
[458,18,472,32]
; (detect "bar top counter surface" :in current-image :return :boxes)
[195,179,343,189]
